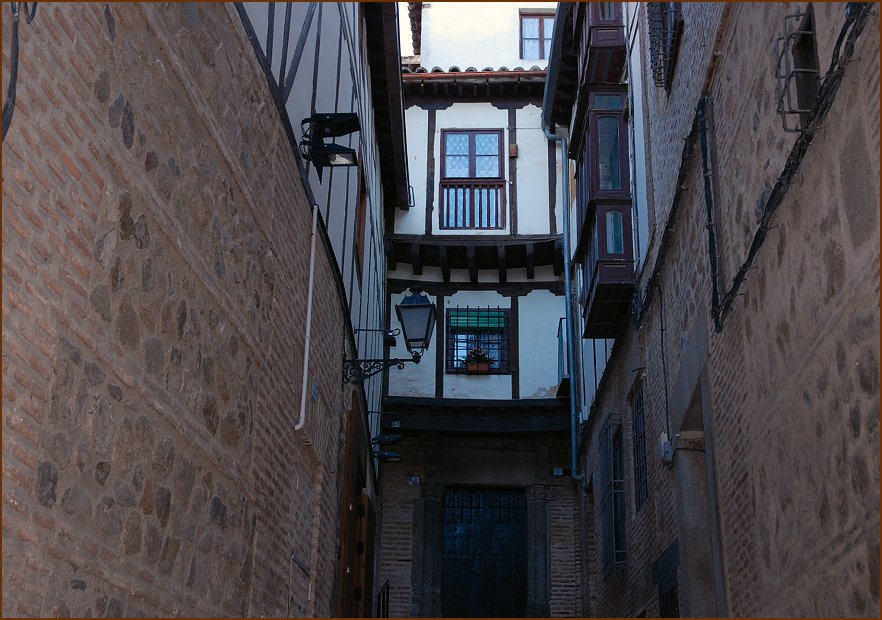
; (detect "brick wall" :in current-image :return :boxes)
[376,432,582,617]
[582,2,879,617]
[2,4,361,616]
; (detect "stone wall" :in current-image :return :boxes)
[581,2,879,617]
[2,4,359,616]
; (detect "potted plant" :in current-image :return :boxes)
[464,347,494,374]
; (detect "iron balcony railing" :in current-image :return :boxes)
[439,179,506,229]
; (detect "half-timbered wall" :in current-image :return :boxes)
[240,3,391,436]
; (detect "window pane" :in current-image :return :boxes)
[606,210,624,254]
[475,133,499,155]
[597,117,622,190]
[543,17,554,38]
[475,155,499,177]
[522,17,539,37]
[445,132,469,154]
[446,155,469,177]
[522,38,540,59]
[594,95,625,110]
[599,2,616,20]
[543,39,552,60]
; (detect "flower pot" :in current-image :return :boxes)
[465,362,491,374]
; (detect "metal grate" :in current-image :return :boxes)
[446,307,511,374]
[647,2,683,90]
[774,7,821,132]
[632,385,648,512]
[600,420,626,573]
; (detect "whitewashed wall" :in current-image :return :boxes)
[241,2,394,433]
[387,288,566,400]
[420,1,558,69]
[626,1,651,274]
[395,102,558,237]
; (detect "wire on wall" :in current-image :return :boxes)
[2,2,38,142]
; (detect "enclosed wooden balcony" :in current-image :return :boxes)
[574,2,626,86]
[572,88,635,338]
[580,202,635,338]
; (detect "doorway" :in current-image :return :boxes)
[441,487,527,617]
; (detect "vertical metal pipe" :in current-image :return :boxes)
[543,118,582,481]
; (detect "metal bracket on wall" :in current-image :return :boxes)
[341,352,421,384]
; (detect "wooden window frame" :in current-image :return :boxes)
[588,108,631,202]
[440,129,507,230]
[440,129,504,180]
[445,307,512,375]
[519,11,555,60]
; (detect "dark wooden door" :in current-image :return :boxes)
[441,487,527,617]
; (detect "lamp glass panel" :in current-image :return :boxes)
[399,305,434,349]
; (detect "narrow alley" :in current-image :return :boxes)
[1,2,879,618]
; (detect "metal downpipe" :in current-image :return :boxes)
[543,120,582,482]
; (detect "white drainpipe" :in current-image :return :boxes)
[295,204,319,434]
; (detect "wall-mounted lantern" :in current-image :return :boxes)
[342,288,437,384]
[299,113,360,173]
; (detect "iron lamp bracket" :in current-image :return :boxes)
[342,351,421,384]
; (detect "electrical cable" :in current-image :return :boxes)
[2,2,36,142]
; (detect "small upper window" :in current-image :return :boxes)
[520,13,555,60]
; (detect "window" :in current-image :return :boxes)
[774,5,820,132]
[442,130,502,179]
[354,169,368,283]
[647,2,683,90]
[605,210,624,254]
[632,384,648,512]
[588,92,631,202]
[520,13,554,60]
[445,307,511,374]
[600,419,626,573]
[440,130,506,229]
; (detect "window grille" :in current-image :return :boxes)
[647,2,683,90]
[446,307,511,374]
[600,419,626,573]
[774,6,820,132]
[632,385,648,512]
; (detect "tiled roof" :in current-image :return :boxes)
[402,65,546,74]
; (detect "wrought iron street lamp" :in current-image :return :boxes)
[342,288,437,384]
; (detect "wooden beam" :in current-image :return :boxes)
[526,241,535,279]
[439,244,450,282]
[467,245,478,284]
[385,239,397,271]
[553,238,563,276]
[497,245,507,283]
[410,243,422,275]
